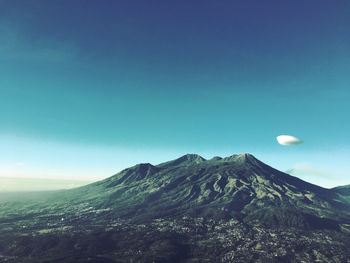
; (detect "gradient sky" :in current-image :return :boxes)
[1,0,349,189]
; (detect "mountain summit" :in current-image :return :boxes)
[157,154,206,168]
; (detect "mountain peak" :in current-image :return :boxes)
[237,153,257,161]
[182,153,206,162]
[157,153,259,168]
[222,153,256,162]
[133,162,158,172]
[210,156,222,161]
[157,154,206,168]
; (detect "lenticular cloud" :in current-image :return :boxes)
[276,135,303,146]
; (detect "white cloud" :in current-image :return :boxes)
[276,135,303,146]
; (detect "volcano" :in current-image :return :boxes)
[60,153,349,228]
[1,153,350,263]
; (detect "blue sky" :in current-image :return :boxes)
[0,0,349,189]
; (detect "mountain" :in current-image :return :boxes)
[1,153,350,263]
[58,153,348,228]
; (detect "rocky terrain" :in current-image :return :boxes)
[0,153,350,262]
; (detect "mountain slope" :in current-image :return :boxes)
[333,184,350,195]
[55,153,349,229]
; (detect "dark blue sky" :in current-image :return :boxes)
[1,1,349,187]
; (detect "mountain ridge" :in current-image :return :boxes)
[56,153,349,229]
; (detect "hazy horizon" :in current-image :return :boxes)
[0,150,348,191]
